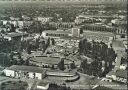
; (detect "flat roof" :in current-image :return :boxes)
[32,56,71,65]
[59,36,82,40]
[4,32,28,38]
[93,86,114,90]
[7,65,45,73]
[83,30,115,37]
[43,30,71,34]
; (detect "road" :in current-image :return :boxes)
[112,39,126,70]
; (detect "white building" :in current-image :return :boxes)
[4,65,46,80]
[34,17,53,24]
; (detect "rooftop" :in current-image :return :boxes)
[60,36,82,40]
[97,80,127,90]
[83,30,115,37]
[43,30,71,34]
[107,69,127,78]
[32,56,72,65]
[93,85,114,90]
[4,32,28,38]
[7,65,45,73]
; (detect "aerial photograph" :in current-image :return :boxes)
[0,0,127,90]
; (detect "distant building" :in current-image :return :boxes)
[3,32,28,41]
[1,0,127,4]
[49,22,75,29]
[1,20,33,28]
[81,23,117,33]
[42,28,83,38]
[34,17,53,24]
[83,30,115,46]
[42,30,70,39]
[75,16,101,25]
[4,65,46,80]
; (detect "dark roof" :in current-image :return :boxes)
[4,32,28,38]
[7,65,45,73]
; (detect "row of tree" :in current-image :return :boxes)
[79,38,117,77]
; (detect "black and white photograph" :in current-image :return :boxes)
[0,0,127,90]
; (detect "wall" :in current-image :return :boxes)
[4,69,15,77]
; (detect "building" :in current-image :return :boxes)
[3,32,28,41]
[34,17,53,24]
[106,69,127,84]
[75,16,101,25]
[49,22,75,29]
[42,28,83,38]
[81,23,117,33]
[4,65,46,80]
[92,80,127,90]
[42,30,70,39]
[83,31,115,46]
[30,56,72,68]
[1,0,127,4]
[1,20,33,28]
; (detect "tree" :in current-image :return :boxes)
[70,61,76,69]
[1,29,6,34]
[46,37,50,48]
[78,40,84,54]
[51,38,55,45]
[80,59,88,74]
[26,44,32,54]
[25,59,30,66]
[51,65,55,70]
[10,24,16,32]
[58,58,65,71]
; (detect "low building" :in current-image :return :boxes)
[3,32,28,41]
[92,81,127,90]
[83,31,115,46]
[4,65,46,80]
[49,22,75,29]
[81,23,117,33]
[106,69,127,84]
[42,30,70,39]
[34,17,53,24]
[42,28,83,38]
[75,15,101,25]
[1,20,33,28]
[31,56,72,68]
